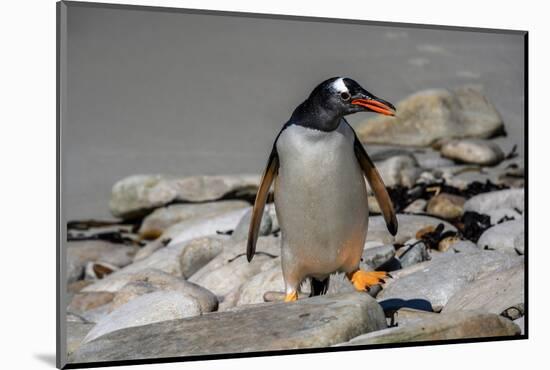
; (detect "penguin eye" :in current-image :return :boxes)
[340,91,351,101]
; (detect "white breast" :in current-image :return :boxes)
[274,121,369,281]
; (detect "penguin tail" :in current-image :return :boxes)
[309,277,330,297]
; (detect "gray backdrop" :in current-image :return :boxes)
[64,3,524,220]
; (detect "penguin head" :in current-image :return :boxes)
[309,77,396,117]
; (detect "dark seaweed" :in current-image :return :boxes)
[387,180,509,212]
[67,231,144,246]
[458,211,492,243]
[415,223,459,250]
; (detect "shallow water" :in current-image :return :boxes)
[62,5,525,220]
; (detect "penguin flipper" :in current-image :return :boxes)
[353,136,398,236]
[247,148,279,262]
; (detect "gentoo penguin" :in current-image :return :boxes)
[247,77,398,302]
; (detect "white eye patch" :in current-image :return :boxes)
[331,77,349,94]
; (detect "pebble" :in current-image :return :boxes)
[82,291,203,344]
[82,268,218,314]
[403,199,427,214]
[373,155,422,188]
[230,207,272,241]
[440,139,505,166]
[179,237,224,278]
[464,188,524,214]
[398,241,430,268]
[67,241,137,284]
[477,219,524,254]
[426,193,465,220]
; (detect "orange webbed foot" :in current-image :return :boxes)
[283,291,298,302]
[346,270,390,292]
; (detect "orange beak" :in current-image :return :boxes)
[351,98,396,116]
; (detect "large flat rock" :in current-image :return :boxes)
[139,200,249,238]
[377,250,522,311]
[164,208,249,245]
[109,174,260,219]
[355,86,503,147]
[70,292,386,363]
[477,219,524,254]
[337,310,520,345]
[443,263,524,315]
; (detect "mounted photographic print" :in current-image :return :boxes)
[57,1,527,368]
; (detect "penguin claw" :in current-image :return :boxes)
[346,270,389,292]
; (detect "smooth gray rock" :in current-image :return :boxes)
[398,241,430,268]
[426,193,465,220]
[442,240,480,254]
[486,208,523,225]
[68,291,115,313]
[337,310,520,345]
[109,174,260,219]
[437,236,462,252]
[464,188,524,214]
[190,236,280,299]
[86,239,194,279]
[164,208,249,245]
[433,165,488,190]
[138,200,249,239]
[67,321,95,357]
[514,231,525,255]
[373,155,422,188]
[477,220,524,254]
[70,293,387,362]
[414,151,456,169]
[443,263,524,315]
[389,308,439,328]
[403,199,427,214]
[236,265,284,306]
[367,214,456,244]
[266,204,279,232]
[231,207,272,241]
[68,303,113,324]
[82,269,218,314]
[378,250,522,311]
[66,241,137,283]
[440,139,505,166]
[362,244,396,270]
[355,86,504,147]
[179,237,224,278]
[132,239,167,262]
[369,148,414,162]
[83,291,202,344]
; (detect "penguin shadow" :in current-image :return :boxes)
[378,298,434,327]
